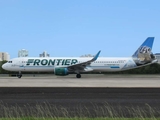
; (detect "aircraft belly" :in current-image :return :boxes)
[22,66,54,72]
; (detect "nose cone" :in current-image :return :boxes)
[2,64,7,70]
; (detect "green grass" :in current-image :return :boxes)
[0,102,159,120]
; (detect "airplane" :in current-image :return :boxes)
[2,37,158,78]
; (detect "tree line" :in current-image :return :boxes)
[0,61,160,74]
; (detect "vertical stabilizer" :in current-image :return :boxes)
[132,37,156,65]
[132,37,154,57]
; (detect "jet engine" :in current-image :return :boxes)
[54,67,68,76]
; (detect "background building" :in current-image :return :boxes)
[18,49,28,57]
[0,52,10,61]
[39,51,50,57]
[154,53,160,64]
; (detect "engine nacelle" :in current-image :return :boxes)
[54,67,68,76]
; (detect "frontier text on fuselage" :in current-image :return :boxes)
[26,59,78,66]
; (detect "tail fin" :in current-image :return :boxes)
[132,37,154,57]
[132,37,156,65]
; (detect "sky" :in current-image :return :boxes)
[0,0,160,58]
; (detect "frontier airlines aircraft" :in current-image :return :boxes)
[2,37,158,78]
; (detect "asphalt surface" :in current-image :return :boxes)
[0,74,160,87]
[0,87,160,117]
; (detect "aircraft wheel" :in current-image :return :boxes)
[18,75,22,78]
[18,71,22,78]
[76,74,81,78]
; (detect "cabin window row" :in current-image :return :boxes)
[93,61,125,63]
[78,61,125,63]
[21,61,125,64]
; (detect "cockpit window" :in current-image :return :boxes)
[8,61,12,63]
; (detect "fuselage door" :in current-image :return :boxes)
[19,59,25,71]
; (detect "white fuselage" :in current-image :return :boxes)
[2,57,137,72]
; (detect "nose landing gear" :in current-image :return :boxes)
[18,71,22,78]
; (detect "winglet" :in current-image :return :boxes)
[92,50,101,61]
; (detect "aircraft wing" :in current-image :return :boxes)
[67,50,101,71]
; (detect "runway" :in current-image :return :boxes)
[0,75,160,117]
[0,74,160,87]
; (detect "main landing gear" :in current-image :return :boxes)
[18,71,22,78]
[76,74,81,78]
